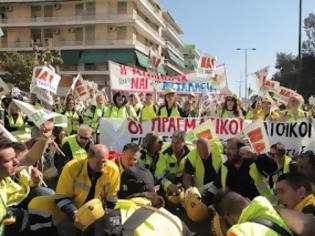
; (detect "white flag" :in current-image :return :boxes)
[13,99,67,128]
[0,124,17,142]
[31,65,61,94]
[0,77,10,96]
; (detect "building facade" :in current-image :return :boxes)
[182,44,200,72]
[0,0,185,90]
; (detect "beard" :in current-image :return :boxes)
[227,154,242,165]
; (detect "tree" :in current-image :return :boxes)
[303,13,315,55]
[0,49,63,92]
[272,13,315,99]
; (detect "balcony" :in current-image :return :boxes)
[134,15,164,45]
[165,41,184,61]
[163,22,184,47]
[136,0,165,27]
[0,38,159,57]
[0,14,134,27]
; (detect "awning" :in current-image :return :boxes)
[135,51,149,68]
[79,50,134,64]
[61,50,81,65]
[157,65,166,75]
[168,50,185,68]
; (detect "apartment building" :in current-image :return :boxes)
[182,44,200,72]
[161,11,185,76]
[0,0,185,90]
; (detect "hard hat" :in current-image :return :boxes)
[165,88,176,96]
[76,198,105,230]
[166,187,184,205]
[262,96,272,104]
[225,93,237,100]
[184,187,209,222]
[188,92,196,97]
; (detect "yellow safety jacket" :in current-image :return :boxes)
[272,155,292,184]
[221,162,275,202]
[133,103,143,115]
[227,196,291,236]
[294,194,315,213]
[7,114,25,128]
[63,135,87,160]
[155,144,192,191]
[5,169,30,207]
[159,106,181,118]
[55,158,120,209]
[221,110,238,119]
[283,109,309,122]
[0,181,7,236]
[245,109,255,120]
[64,111,80,134]
[186,139,223,187]
[139,150,158,172]
[90,106,106,132]
[104,105,137,119]
[140,105,157,121]
[115,199,184,236]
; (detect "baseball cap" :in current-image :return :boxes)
[118,165,155,199]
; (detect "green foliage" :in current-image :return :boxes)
[0,50,63,91]
[272,13,315,99]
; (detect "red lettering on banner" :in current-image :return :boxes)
[200,56,215,69]
[131,78,148,90]
[128,120,140,134]
[220,120,229,135]
[199,117,205,125]
[247,128,263,143]
[120,65,127,75]
[162,118,169,132]
[253,143,265,153]
[229,119,239,135]
[184,119,196,130]
[34,68,42,78]
[264,80,274,88]
[168,118,176,132]
[176,117,183,131]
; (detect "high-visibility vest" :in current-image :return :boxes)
[228,196,292,236]
[104,105,137,119]
[5,169,30,207]
[283,109,309,122]
[90,106,106,131]
[64,111,80,133]
[65,135,88,160]
[7,114,25,128]
[272,155,292,184]
[294,194,315,212]
[0,180,8,236]
[115,199,184,236]
[140,105,157,121]
[221,162,275,202]
[159,106,181,118]
[221,110,238,119]
[186,139,223,187]
[56,158,120,209]
[155,144,192,191]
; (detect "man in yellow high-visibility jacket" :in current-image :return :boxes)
[28,144,120,235]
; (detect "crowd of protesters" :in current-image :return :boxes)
[0,86,315,236]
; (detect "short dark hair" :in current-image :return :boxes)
[277,173,312,195]
[0,141,14,159]
[123,143,140,153]
[270,143,286,156]
[12,142,27,154]
[226,137,246,150]
[213,189,246,217]
[298,151,315,170]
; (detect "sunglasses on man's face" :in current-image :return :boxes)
[79,136,90,141]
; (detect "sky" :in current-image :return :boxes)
[159,0,314,97]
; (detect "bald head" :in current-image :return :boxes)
[88,144,109,173]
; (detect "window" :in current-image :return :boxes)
[74,27,83,41]
[31,5,42,18]
[86,2,96,15]
[75,3,84,16]
[31,28,41,41]
[116,26,127,40]
[85,25,95,41]
[44,5,53,17]
[117,1,127,14]
[44,29,53,40]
